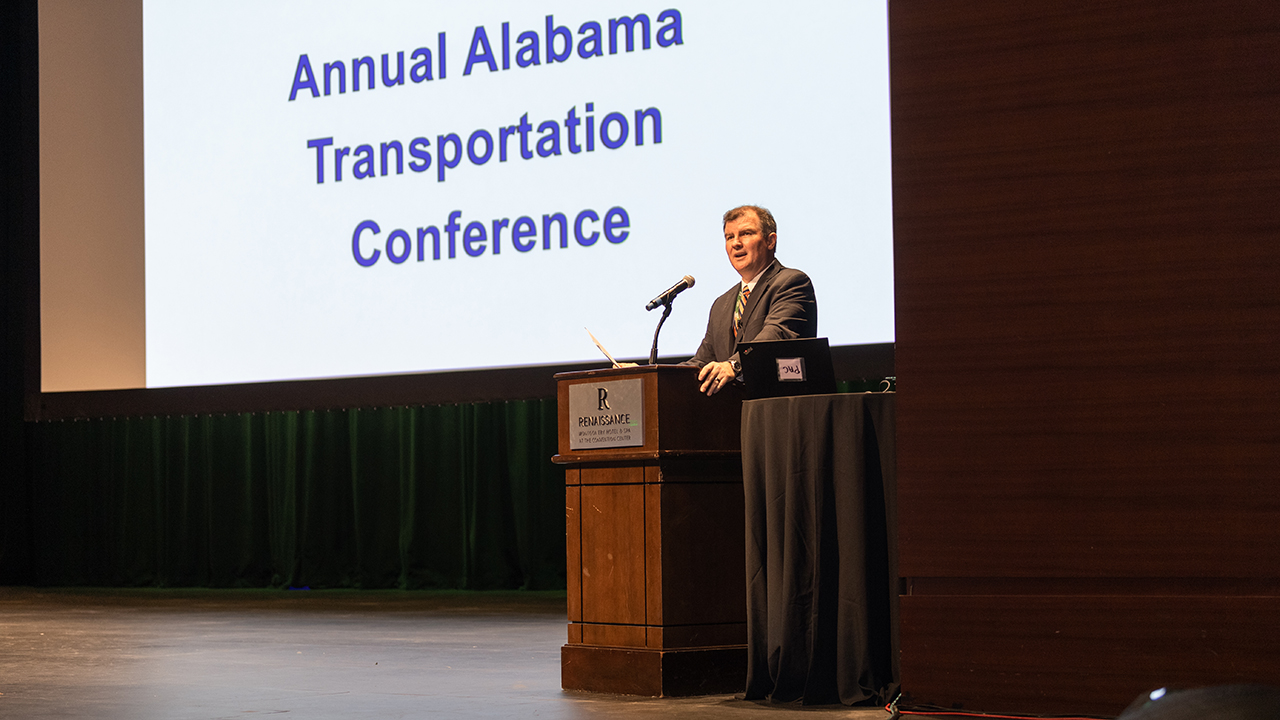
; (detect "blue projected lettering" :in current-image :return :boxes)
[286,9,681,265]
[351,207,630,267]
[304,103,662,184]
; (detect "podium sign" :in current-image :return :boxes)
[568,378,644,450]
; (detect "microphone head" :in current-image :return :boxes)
[683,275,695,288]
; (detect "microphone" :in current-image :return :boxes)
[645,275,695,311]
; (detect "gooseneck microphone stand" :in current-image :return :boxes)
[648,300,675,365]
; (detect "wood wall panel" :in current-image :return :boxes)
[891,0,1280,713]
[900,595,1280,716]
[892,0,1280,577]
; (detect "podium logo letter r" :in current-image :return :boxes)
[598,388,610,410]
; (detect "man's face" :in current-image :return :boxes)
[724,210,777,281]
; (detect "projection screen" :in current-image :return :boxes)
[40,1,893,392]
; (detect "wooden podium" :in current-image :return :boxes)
[554,365,747,696]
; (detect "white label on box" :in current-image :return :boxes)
[777,357,807,382]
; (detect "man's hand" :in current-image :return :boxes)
[698,360,736,396]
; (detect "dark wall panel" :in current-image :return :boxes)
[892,0,1280,713]
[893,1,1280,577]
[900,595,1280,717]
[1,0,38,585]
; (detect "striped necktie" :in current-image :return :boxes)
[733,285,751,338]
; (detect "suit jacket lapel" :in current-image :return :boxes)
[732,260,782,353]
[740,260,781,330]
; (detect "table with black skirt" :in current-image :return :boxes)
[741,392,898,706]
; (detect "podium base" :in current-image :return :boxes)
[561,644,746,697]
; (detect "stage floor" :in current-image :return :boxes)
[0,588,889,719]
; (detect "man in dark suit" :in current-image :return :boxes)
[687,205,817,395]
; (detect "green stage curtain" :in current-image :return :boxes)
[22,400,565,590]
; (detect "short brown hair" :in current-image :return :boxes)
[723,205,777,239]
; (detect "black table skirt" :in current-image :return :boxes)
[742,392,898,706]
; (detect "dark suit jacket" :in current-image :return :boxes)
[687,259,817,368]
